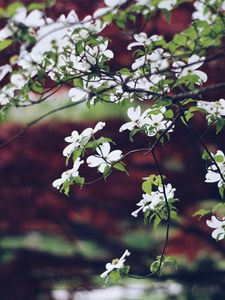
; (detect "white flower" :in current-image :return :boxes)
[131,48,169,71]
[197,99,225,117]
[0,26,13,41]
[11,73,27,89]
[63,122,106,157]
[119,106,150,132]
[12,7,45,27]
[131,184,176,218]
[127,33,161,50]
[173,55,207,84]
[52,157,84,189]
[0,64,12,81]
[0,85,16,105]
[94,0,127,18]
[205,150,225,188]
[120,106,173,137]
[86,142,123,173]
[68,87,88,102]
[206,216,225,240]
[100,249,130,278]
[192,1,216,23]
[158,0,177,10]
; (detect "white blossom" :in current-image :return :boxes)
[131,184,176,218]
[0,26,13,41]
[206,216,225,240]
[100,249,130,278]
[11,73,27,89]
[94,0,127,18]
[0,64,12,81]
[52,157,84,189]
[205,150,225,188]
[127,33,161,50]
[197,99,225,117]
[86,142,123,173]
[119,105,173,137]
[63,122,106,157]
[132,48,169,72]
[12,7,45,27]
[173,55,207,84]
[192,1,216,23]
[158,0,177,10]
[0,85,16,105]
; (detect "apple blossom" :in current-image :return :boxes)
[100,249,130,278]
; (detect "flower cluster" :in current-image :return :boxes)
[131,184,176,218]
[119,106,174,137]
[100,249,130,279]
[63,122,106,157]
[197,99,225,118]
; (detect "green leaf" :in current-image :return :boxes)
[0,39,13,51]
[150,260,160,273]
[219,185,225,198]
[6,2,24,16]
[142,179,152,194]
[74,176,85,186]
[164,109,174,119]
[161,9,171,23]
[215,154,224,163]
[113,162,126,172]
[192,209,211,219]
[202,150,210,160]
[27,2,46,11]
[73,149,83,161]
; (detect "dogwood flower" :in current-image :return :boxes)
[206,216,225,240]
[120,106,173,137]
[131,184,176,217]
[205,150,225,188]
[158,0,177,10]
[197,99,225,117]
[0,64,12,81]
[127,33,161,50]
[11,73,27,89]
[0,85,16,105]
[132,48,169,71]
[94,0,127,18]
[173,55,207,84]
[100,249,130,278]
[192,1,216,23]
[119,106,151,132]
[63,122,106,157]
[86,142,123,173]
[12,7,45,27]
[52,157,84,189]
[0,26,13,41]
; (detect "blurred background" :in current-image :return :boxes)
[0,0,225,299]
